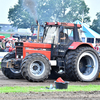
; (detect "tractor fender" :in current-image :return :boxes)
[68,42,94,50]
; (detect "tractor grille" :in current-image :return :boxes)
[16,47,23,56]
[15,42,23,58]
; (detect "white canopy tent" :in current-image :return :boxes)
[74,20,100,46]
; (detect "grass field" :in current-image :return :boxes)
[0,85,100,93]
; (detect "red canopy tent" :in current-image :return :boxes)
[7,37,15,40]
[0,35,5,39]
[33,33,37,36]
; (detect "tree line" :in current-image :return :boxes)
[8,0,100,34]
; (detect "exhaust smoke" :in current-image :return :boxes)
[23,0,38,22]
[23,0,40,42]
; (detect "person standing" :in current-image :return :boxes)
[1,39,6,50]
[94,45,99,52]
[28,37,33,43]
[5,38,8,46]
[5,40,12,52]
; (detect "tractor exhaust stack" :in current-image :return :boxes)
[36,20,40,43]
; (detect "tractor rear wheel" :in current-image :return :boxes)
[1,52,23,79]
[21,53,51,82]
[65,47,100,81]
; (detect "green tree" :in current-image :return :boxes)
[37,0,90,23]
[90,12,100,34]
[8,0,90,28]
[8,0,35,28]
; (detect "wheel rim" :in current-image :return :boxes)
[10,68,21,74]
[77,51,99,80]
[30,60,45,76]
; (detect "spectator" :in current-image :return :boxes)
[28,37,33,43]
[5,38,9,46]
[0,45,4,52]
[5,40,12,52]
[11,40,15,48]
[94,45,99,52]
[98,43,100,51]
[34,39,37,43]
[23,39,26,42]
[0,39,6,52]
[1,39,6,50]
[0,39,1,43]
[9,40,16,52]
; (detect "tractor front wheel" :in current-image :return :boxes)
[21,53,51,82]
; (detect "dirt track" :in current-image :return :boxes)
[1,71,100,87]
[0,71,100,100]
[1,91,100,100]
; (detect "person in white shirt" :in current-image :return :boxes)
[5,40,12,52]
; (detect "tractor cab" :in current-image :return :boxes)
[43,22,82,45]
[42,22,82,58]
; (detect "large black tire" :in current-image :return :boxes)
[1,52,23,79]
[65,47,100,81]
[21,53,51,82]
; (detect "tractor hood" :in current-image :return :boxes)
[23,42,51,49]
[15,42,52,60]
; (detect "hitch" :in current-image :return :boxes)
[1,59,22,69]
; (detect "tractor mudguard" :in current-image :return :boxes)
[68,42,94,50]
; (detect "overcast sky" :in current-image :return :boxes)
[0,0,18,24]
[0,0,100,24]
[84,0,100,22]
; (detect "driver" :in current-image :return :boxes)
[60,32,68,43]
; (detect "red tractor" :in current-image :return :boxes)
[1,22,100,82]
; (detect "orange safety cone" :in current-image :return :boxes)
[56,77,65,83]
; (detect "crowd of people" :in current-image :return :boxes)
[0,38,17,52]
[0,37,37,52]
